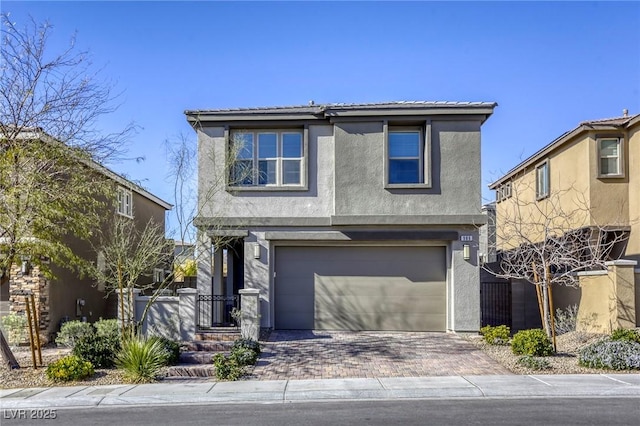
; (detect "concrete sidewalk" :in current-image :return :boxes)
[2,374,640,409]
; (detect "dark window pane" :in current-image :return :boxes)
[232,160,253,185]
[389,159,420,183]
[258,160,277,185]
[389,132,420,157]
[283,160,301,184]
[282,133,302,158]
[258,133,277,158]
[234,133,253,159]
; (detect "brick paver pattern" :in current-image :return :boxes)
[248,331,511,380]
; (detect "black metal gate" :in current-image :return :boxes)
[197,295,239,329]
[480,281,512,327]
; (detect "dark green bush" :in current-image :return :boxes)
[579,339,640,370]
[213,353,244,381]
[55,321,94,348]
[511,329,554,356]
[95,319,120,340]
[149,335,180,366]
[116,337,166,383]
[73,333,118,368]
[480,325,510,345]
[46,355,94,382]
[232,338,261,355]
[231,346,258,366]
[610,328,640,344]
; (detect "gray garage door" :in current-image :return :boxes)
[274,246,446,331]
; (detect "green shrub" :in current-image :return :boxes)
[1,313,28,345]
[579,339,640,370]
[231,346,258,367]
[55,320,94,348]
[94,319,120,340]
[232,338,261,355]
[73,333,118,368]
[516,355,551,370]
[511,329,554,356]
[213,353,244,381]
[610,328,640,344]
[149,335,180,366]
[116,337,167,383]
[479,325,511,345]
[46,355,94,382]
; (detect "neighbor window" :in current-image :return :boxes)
[598,137,623,177]
[496,182,512,202]
[387,128,424,185]
[116,187,133,217]
[536,161,549,200]
[230,130,304,187]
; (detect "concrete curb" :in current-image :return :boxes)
[2,374,640,409]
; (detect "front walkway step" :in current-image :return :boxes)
[165,364,216,378]
[179,351,220,364]
[195,329,241,341]
[182,341,234,352]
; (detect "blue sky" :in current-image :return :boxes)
[3,1,640,234]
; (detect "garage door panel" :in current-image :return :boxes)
[275,246,446,331]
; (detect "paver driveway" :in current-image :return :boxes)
[248,331,511,380]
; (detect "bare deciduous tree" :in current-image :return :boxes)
[487,180,630,341]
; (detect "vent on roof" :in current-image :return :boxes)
[623,108,628,117]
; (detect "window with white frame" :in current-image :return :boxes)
[536,161,549,200]
[598,137,623,177]
[496,181,512,202]
[230,130,304,187]
[116,187,133,217]
[153,268,165,283]
[387,128,424,185]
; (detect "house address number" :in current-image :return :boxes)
[460,235,473,242]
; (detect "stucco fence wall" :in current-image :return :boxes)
[121,288,260,342]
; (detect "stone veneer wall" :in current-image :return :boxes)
[8,263,50,343]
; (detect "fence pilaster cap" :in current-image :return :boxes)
[177,288,197,294]
[605,259,638,267]
[239,288,260,295]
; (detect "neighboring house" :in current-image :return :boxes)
[0,133,172,343]
[187,101,496,333]
[488,110,639,330]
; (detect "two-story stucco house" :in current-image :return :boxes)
[187,101,496,333]
[488,110,639,330]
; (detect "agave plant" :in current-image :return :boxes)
[116,336,166,383]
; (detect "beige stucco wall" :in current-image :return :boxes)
[626,123,639,264]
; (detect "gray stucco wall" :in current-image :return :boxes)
[333,120,483,217]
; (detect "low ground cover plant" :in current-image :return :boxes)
[579,329,640,370]
[511,329,554,356]
[480,325,510,345]
[516,355,551,370]
[46,355,94,382]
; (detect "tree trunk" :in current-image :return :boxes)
[0,329,20,370]
[541,282,552,338]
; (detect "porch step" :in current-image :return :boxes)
[195,329,241,342]
[182,340,235,352]
[165,364,217,378]
[179,351,221,364]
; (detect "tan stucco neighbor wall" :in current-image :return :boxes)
[576,261,637,333]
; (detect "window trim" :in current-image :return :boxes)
[597,137,624,178]
[535,160,550,200]
[496,181,512,203]
[384,121,432,189]
[227,128,308,191]
[116,186,133,218]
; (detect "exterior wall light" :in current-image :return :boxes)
[253,243,261,259]
[463,244,471,261]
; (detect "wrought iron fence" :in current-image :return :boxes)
[197,295,239,329]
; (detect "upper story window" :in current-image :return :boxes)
[535,161,549,200]
[598,137,623,177]
[496,181,512,203]
[116,186,133,217]
[230,130,304,188]
[387,127,429,187]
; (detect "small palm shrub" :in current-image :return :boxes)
[479,325,510,345]
[511,329,554,356]
[149,335,180,366]
[579,339,640,370]
[46,355,94,382]
[116,337,167,383]
[55,320,94,348]
[610,328,640,344]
